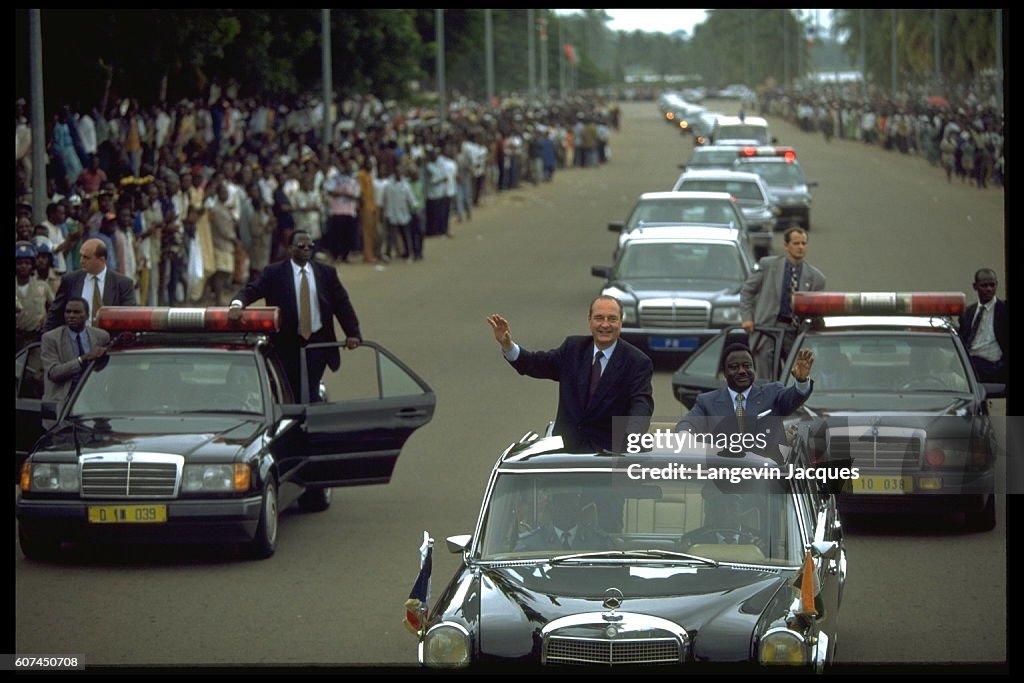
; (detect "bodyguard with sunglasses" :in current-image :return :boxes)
[229,230,362,402]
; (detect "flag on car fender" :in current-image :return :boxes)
[403,531,433,636]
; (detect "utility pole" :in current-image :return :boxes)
[485,9,495,107]
[321,9,332,164]
[30,9,47,222]
[436,9,446,126]
[538,14,548,99]
[527,8,536,100]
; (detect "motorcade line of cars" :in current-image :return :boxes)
[733,155,817,231]
[592,225,757,357]
[15,306,436,560]
[671,291,1002,531]
[416,425,846,669]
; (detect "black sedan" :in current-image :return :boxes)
[416,428,846,669]
[15,306,436,560]
[672,292,1003,531]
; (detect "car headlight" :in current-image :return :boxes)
[182,464,251,492]
[24,463,79,492]
[712,306,742,324]
[758,628,808,666]
[422,623,470,668]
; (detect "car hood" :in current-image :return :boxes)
[467,563,792,662]
[613,279,741,299]
[800,392,975,416]
[30,415,265,463]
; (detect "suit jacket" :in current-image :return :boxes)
[509,336,653,452]
[958,299,1009,358]
[684,381,813,420]
[43,268,137,333]
[741,255,826,341]
[41,324,111,406]
[233,259,361,371]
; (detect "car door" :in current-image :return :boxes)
[15,342,45,476]
[291,340,436,487]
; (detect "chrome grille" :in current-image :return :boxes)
[827,427,924,472]
[545,636,682,665]
[639,301,709,328]
[80,453,183,498]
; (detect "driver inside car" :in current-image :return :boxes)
[685,485,761,548]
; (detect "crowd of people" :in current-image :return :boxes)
[14,88,621,353]
[757,77,1005,189]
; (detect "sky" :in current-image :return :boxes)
[555,9,834,37]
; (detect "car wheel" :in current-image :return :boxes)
[963,494,996,532]
[244,478,278,559]
[19,525,61,561]
[297,487,332,513]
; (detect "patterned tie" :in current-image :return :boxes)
[735,393,746,430]
[588,351,603,404]
[299,267,312,340]
[789,266,800,328]
[91,275,102,323]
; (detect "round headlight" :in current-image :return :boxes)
[422,623,470,668]
[758,628,808,666]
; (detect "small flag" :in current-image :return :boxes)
[793,550,822,617]
[403,531,433,637]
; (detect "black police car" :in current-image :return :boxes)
[672,292,1003,531]
[415,425,846,669]
[15,306,435,560]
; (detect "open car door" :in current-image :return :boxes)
[293,340,435,487]
[15,342,45,477]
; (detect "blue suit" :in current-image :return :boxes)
[509,335,653,452]
[686,381,812,419]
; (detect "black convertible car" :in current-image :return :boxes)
[416,424,847,669]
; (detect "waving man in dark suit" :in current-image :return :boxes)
[229,230,361,402]
[487,295,654,452]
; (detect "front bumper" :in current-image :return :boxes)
[836,469,994,515]
[16,495,264,544]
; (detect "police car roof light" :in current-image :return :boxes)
[95,307,281,333]
[792,292,964,317]
[739,145,795,160]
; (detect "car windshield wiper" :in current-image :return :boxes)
[549,549,717,566]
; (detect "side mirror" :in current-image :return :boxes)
[982,383,1006,399]
[807,180,820,188]
[446,534,471,554]
[591,265,611,279]
[41,401,57,420]
[607,221,624,233]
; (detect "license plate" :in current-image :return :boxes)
[649,336,700,351]
[849,476,913,494]
[88,505,168,523]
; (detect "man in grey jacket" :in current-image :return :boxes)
[740,226,825,379]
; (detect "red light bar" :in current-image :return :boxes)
[739,145,796,159]
[792,292,964,317]
[96,307,280,333]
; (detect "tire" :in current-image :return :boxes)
[19,525,61,561]
[297,486,332,513]
[963,494,996,532]
[244,478,278,559]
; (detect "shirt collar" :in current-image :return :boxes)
[728,387,750,403]
[593,341,617,361]
[290,260,310,276]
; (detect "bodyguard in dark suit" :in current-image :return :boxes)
[515,490,613,552]
[229,230,361,402]
[958,268,1008,385]
[487,296,654,452]
[43,238,137,333]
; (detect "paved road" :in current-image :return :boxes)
[14,99,1007,670]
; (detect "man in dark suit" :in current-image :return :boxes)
[486,296,654,453]
[229,230,361,402]
[43,238,137,332]
[958,268,1008,385]
[40,296,111,424]
[740,227,826,380]
[677,343,814,462]
[515,489,613,552]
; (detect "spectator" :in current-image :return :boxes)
[16,241,54,352]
